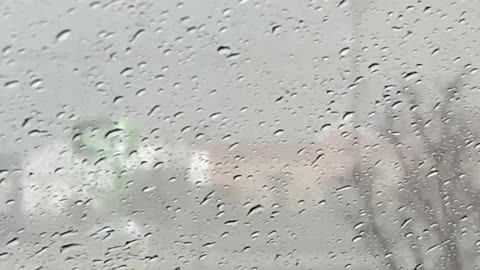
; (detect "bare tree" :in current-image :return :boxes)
[337,73,480,270]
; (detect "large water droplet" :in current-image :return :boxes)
[56,29,72,42]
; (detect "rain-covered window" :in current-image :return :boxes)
[1,0,480,269]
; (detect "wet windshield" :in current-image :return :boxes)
[1,0,480,269]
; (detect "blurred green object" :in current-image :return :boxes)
[71,117,141,205]
[77,117,139,158]
[72,117,149,269]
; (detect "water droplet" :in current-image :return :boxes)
[217,46,231,55]
[56,29,72,42]
[4,80,19,88]
[321,124,331,132]
[30,78,43,88]
[148,105,161,117]
[209,112,221,119]
[400,218,412,229]
[202,242,216,248]
[354,222,364,230]
[228,142,239,151]
[273,129,284,136]
[142,186,156,192]
[104,128,123,139]
[21,117,32,128]
[336,185,353,192]
[136,88,146,96]
[129,29,145,43]
[368,63,379,73]
[414,263,424,270]
[392,101,403,109]
[200,191,215,206]
[28,129,48,137]
[6,237,19,247]
[120,67,133,77]
[343,111,354,121]
[0,252,9,260]
[339,47,349,57]
[404,71,418,81]
[227,53,240,60]
[352,235,362,243]
[272,25,282,35]
[113,96,124,104]
[0,170,8,178]
[338,0,348,8]
[60,243,82,253]
[224,219,238,226]
[5,199,15,205]
[247,204,264,216]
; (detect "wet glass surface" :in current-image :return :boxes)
[2,0,480,269]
